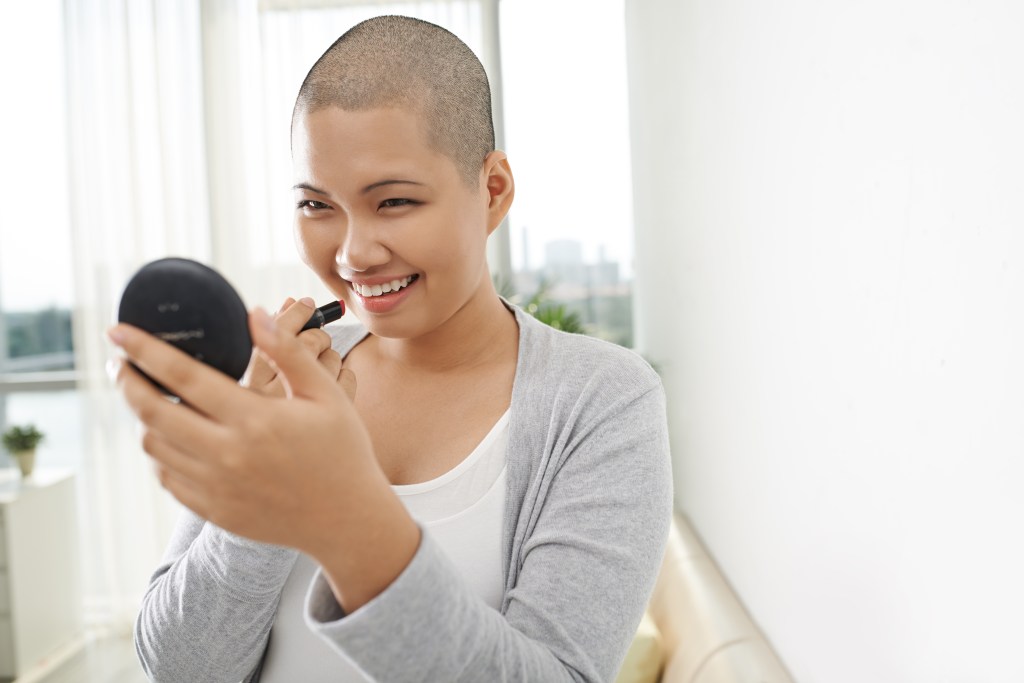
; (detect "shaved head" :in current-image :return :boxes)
[293,15,495,187]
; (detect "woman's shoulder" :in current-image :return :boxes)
[511,304,661,398]
[325,304,660,395]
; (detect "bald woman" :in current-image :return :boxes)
[114,16,672,683]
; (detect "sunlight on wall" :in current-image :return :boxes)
[627,1,1024,681]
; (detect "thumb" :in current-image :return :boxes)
[338,367,357,402]
[249,307,335,401]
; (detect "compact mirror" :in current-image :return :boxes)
[117,257,252,395]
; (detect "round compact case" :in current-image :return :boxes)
[117,257,252,395]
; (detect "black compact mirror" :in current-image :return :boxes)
[117,257,252,396]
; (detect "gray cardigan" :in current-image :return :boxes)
[134,303,673,682]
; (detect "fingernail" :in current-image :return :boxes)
[299,297,315,308]
[107,326,126,345]
[106,357,120,383]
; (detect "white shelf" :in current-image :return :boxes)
[0,468,82,679]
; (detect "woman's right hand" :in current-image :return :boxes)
[242,297,345,398]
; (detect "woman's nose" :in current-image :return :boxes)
[338,219,391,272]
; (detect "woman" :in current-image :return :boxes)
[112,15,672,682]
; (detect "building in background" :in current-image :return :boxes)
[512,230,633,348]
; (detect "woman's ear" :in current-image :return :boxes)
[481,151,515,235]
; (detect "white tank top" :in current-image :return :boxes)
[260,410,510,682]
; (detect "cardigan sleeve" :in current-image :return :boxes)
[302,365,674,683]
[133,509,299,683]
[132,321,364,683]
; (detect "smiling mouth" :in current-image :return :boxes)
[350,274,420,297]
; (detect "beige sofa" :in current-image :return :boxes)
[619,512,795,683]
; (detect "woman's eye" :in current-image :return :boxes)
[297,199,330,211]
[379,198,418,209]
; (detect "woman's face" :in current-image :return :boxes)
[291,106,494,339]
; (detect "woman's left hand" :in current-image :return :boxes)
[242,297,345,398]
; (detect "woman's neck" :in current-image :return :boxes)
[372,281,518,374]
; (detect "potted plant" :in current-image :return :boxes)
[2,424,45,477]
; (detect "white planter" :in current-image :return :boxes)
[12,450,36,477]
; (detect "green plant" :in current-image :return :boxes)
[526,281,586,333]
[500,276,587,334]
[2,424,45,453]
[529,302,585,333]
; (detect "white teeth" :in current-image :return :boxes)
[353,276,415,298]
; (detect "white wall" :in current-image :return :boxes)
[625,2,1024,681]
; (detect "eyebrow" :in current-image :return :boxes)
[362,179,425,194]
[292,182,330,195]
[292,179,425,196]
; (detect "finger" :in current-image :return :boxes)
[263,375,286,398]
[115,356,229,453]
[318,347,342,380]
[242,347,278,390]
[250,368,286,398]
[298,328,332,358]
[275,297,319,336]
[277,297,296,315]
[249,307,339,401]
[339,367,357,402]
[109,324,255,423]
[153,462,211,519]
[141,426,212,483]
[242,361,285,397]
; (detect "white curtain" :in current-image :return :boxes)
[64,0,209,630]
[64,0,487,633]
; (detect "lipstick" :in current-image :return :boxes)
[300,300,346,331]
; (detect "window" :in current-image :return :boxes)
[221,1,636,345]
[0,0,80,465]
[500,0,635,346]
